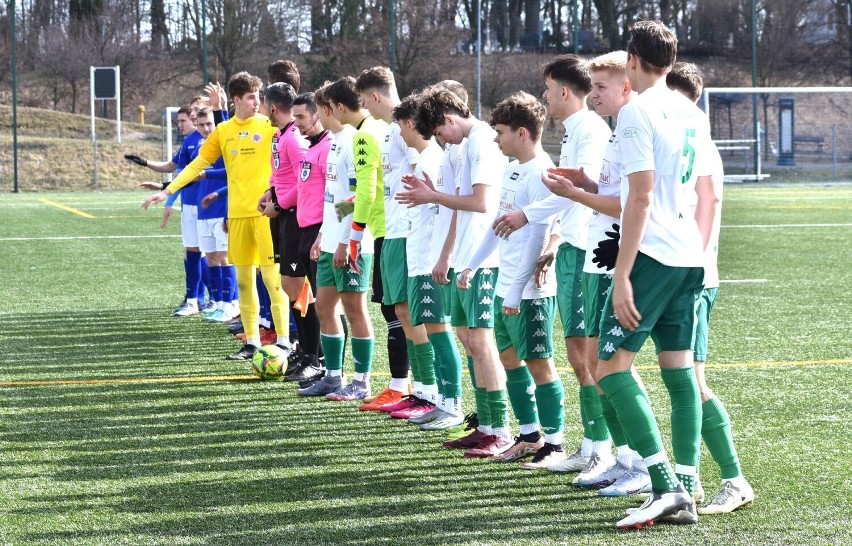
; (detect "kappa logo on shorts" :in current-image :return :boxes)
[481,268,493,275]
[532,344,546,354]
[480,296,492,305]
[603,342,616,353]
[420,282,433,290]
[421,310,435,318]
[479,311,492,320]
[578,320,585,330]
[533,328,546,337]
[420,296,434,304]
[532,299,543,306]
[608,325,624,337]
[348,279,359,286]
[577,306,584,314]
[481,281,493,290]
[533,311,546,322]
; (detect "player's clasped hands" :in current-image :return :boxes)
[456,268,474,290]
[396,172,436,207]
[541,166,585,199]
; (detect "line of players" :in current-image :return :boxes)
[140,20,754,529]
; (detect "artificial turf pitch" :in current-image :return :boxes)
[0,188,850,545]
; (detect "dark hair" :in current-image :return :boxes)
[314,81,333,108]
[436,79,469,105]
[667,62,703,102]
[627,20,677,74]
[195,106,212,120]
[392,95,420,122]
[228,71,263,100]
[490,91,547,142]
[177,106,193,117]
[414,86,471,138]
[264,82,297,111]
[294,92,317,114]
[356,66,395,94]
[267,60,301,92]
[326,77,362,111]
[542,54,592,97]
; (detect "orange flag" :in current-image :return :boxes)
[293,276,315,317]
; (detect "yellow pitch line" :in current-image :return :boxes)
[0,359,849,388]
[38,198,96,218]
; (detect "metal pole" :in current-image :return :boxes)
[11,0,19,192]
[476,0,481,117]
[389,0,397,77]
[116,65,121,143]
[751,0,759,176]
[90,67,99,189]
[202,0,208,84]
[572,0,579,54]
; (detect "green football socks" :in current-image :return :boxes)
[429,331,463,398]
[661,366,702,493]
[320,333,345,371]
[702,396,743,480]
[580,385,610,441]
[505,366,538,427]
[351,337,374,374]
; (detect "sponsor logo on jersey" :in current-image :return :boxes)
[622,127,640,138]
[273,151,280,171]
[238,130,250,138]
[300,162,311,181]
[382,153,391,172]
[561,133,569,144]
[608,325,624,337]
[384,184,391,197]
[385,134,391,142]
[510,172,520,180]
[331,143,338,152]
[252,132,262,143]
[499,188,516,212]
[324,189,334,203]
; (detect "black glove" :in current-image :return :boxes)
[592,223,620,271]
[124,154,148,167]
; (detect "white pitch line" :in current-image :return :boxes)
[722,223,852,228]
[719,279,768,283]
[0,235,181,242]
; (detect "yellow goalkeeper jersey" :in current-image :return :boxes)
[167,114,277,218]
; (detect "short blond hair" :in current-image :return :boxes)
[588,51,628,75]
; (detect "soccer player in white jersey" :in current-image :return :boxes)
[299,82,377,397]
[458,91,568,468]
[666,62,755,515]
[351,67,437,414]
[396,87,512,458]
[593,21,718,529]
[493,55,612,472]
[541,52,652,496]
[403,81,470,431]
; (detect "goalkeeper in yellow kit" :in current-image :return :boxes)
[143,72,290,361]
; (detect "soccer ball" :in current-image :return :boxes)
[250,344,287,379]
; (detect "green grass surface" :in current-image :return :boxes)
[0,189,850,545]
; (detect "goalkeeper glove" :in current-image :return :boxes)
[124,154,148,167]
[592,223,620,271]
[348,222,365,273]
